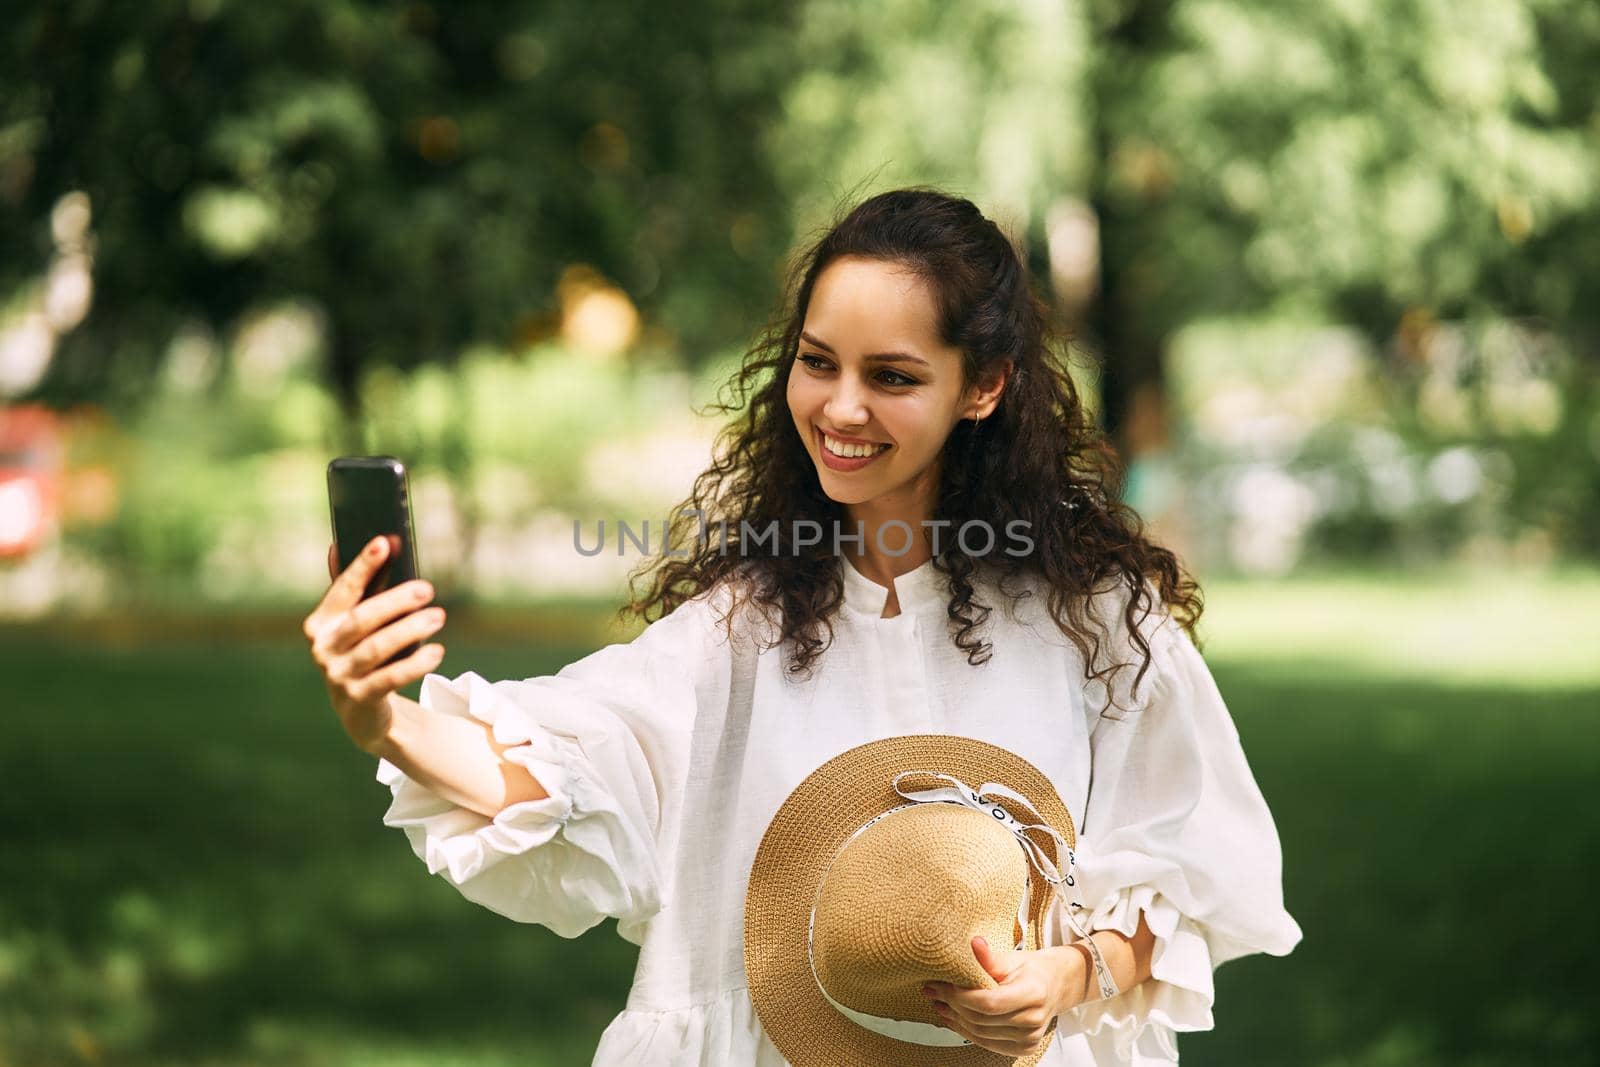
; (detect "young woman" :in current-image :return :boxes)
[304,187,1301,1065]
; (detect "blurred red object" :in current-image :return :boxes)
[0,404,62,559]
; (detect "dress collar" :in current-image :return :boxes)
[839,554,946,618]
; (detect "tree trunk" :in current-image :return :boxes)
[1086,0,1177,471]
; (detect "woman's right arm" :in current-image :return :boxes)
[369,691,550,818]
[309,532,738,940]
[305,533,547,819]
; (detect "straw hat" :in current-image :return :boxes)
[745,734,1087,1066]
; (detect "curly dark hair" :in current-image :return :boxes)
[617,186,1204,710]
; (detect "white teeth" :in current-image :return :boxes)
[823,432,889,459]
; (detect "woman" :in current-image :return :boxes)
[303,187,1302,1064]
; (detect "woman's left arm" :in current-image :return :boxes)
[1047,613,1304,1060]
[928,612,1301,1060]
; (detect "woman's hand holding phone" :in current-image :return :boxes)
[302,533,447,755]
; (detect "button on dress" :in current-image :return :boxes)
[375,555,1303,1064]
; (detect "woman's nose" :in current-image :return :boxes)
[823,379,871,428]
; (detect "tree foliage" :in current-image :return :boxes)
[2,0,802,416]
[4,0,1597,448]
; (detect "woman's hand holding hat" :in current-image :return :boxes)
[921,934,1078,1058]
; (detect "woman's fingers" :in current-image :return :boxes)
[305,547,432,655]
[325,606,445,704]
[346,606,447,678]
[346,641,447,705]
[940,996,1036,1029]
[316,577,435,657]
[933,1012,1023,1056]
[933,1006,1041,1057]
[936,999,1009,1036]
[304,535,405,645]
[928,975,1051,1050]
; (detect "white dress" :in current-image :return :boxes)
[375,555,1303,1065]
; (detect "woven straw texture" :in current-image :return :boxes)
[745,734,1076,1066]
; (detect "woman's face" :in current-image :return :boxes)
[786,255,998,511]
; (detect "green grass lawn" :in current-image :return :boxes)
[2,568,1596,1066]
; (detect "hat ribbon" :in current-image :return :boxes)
[891,770,1075,889]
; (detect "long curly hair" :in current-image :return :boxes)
[618,186,1203,708]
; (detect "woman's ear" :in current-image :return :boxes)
[964,358,1015,420]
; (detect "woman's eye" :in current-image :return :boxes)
[798,353,917,388]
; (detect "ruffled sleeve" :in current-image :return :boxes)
[374,583,737,946]
[1047,594,1303,1063]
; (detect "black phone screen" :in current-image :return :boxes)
[327,455,422,612]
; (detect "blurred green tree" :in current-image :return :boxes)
[2,0,801,436]
[1079,0,1599,457]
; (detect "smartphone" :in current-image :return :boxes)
[327,455,423,666]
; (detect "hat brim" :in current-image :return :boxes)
[744,734,1076,1067]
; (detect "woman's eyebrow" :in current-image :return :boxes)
[800,330,931,368]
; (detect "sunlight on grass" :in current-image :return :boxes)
[1197,566,1600,687]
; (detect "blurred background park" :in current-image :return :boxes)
[2,1,1598,1064]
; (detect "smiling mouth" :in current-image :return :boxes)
[818,427,891,458]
